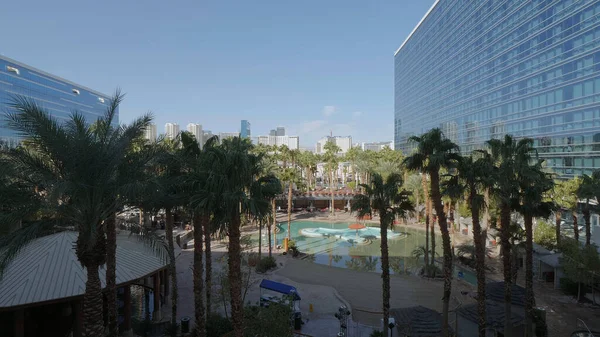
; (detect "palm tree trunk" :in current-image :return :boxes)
[258,219,262,259]
[105,214,117,337]
[425,212,430,268]
[416,190,420,222]
[422,174,430,267]
[430,207,435,267]
[229,210,244,337]
[524,214,535,337]
[484,188,490,231]
[555,210,561,247]
[204,217,212,316]
[193,213,206,337]
[429,171,452,336]
[165,209,178,327]
[272,199,276,255]
[83,262,104,337]
[573,213,579,242]
[330,170,335,216]
[469,190,486,337]
[268,215,273,258]
[287,183,293,240]
[500,204,513,337]
[584,202,591,246]
[380,214,391,337]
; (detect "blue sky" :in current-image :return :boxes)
[0,0,433,147]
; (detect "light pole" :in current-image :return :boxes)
[334,305,351,336]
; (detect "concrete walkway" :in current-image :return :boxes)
[275,258,446,326]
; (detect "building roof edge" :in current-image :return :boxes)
[394,0,441,57]
[0,55,112,98]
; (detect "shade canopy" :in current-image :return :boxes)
[259,279,301,301]
[348,223,366,230]
[0,231,168,309]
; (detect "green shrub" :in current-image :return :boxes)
[423,264,442,278]
[206,313,233,336]
[256,256,277,273]
[534,220,556,251]
[559,277,586,298]
[370,330,384,337]
[287,240,299,257]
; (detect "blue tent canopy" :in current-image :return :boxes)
[260,279,301,301]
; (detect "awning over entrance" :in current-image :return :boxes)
[259,279,301,301]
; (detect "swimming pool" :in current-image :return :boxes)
[256,221,477,284]
[264,221,439,274]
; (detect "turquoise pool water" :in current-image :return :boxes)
[257,221,477,285]
[266,221,440,274]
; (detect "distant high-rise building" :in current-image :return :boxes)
[240,120,251,138]
[362,141,394,152]
[165,123,180,140]
[203,130,214,145]
[257,135,299,150]
[276,126,285,136]
[269,129,277,136]
[219,132,239,141]
[0,55,115,147]
[143,124,158,142]
[187,123,203,148]
[315,136,352,154]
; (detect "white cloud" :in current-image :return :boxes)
[300,119,327,134]
[352,111,362,118]
[322,105,337,117]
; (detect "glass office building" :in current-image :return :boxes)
[0,55,115,147]
[395,0,600,177]
[240,119,251,139]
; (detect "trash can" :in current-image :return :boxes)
[181,316,191,333]
[293,312,302,330]
[294,315,302,330]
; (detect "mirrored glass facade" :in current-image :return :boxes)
[395,0,600,177]
[0,56,115,147]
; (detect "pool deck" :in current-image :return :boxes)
[168,213,477,335]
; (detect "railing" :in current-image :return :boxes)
[576,318,594,335]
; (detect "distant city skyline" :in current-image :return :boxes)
[0,1,433,147]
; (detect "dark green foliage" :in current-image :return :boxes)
[243,304,293,337]
[370,330,385,337]
[205,305,293,337]
[206,313,233,336]
[256,256,277,273]
[559,278,584,297]
[287,240,299,257]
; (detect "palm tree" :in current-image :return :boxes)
[577,171,600,246]
[445,153,493,337]
[345,146,362,191]
[516,158,554,337]
[211,137,278,337]
[553,179,579,247]
[487,135,532,337]
[351,172,412,337]
[132,136,184,331]
[255,149,281,258]
[404,174,423,222]
[187,135,222,332]
[0,94,151,337]
[422,174,431,268]
[324,141,342,215]
[404,128,460,335]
